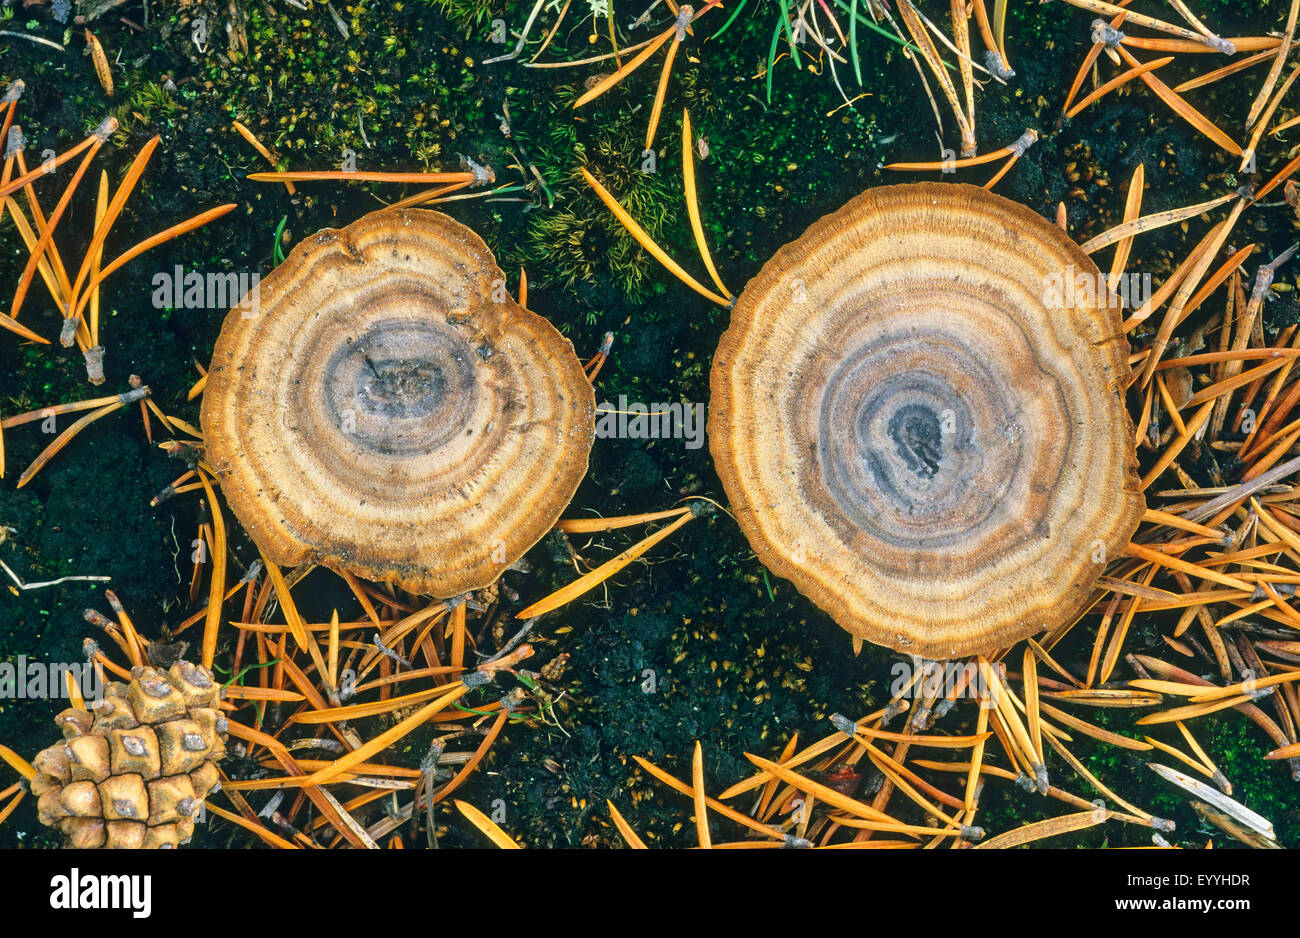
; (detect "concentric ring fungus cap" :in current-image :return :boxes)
[709,183,1144,659]
[201,208,595,596]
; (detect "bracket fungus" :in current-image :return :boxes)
[710,183,1144,659]
[201,208,595,596]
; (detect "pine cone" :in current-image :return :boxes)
[29,662,226,848]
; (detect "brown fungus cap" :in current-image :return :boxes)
[201,208,595,596]
[709,183,1144,659]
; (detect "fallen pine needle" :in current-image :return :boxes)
[455,800,523,848]
[974,809,1107,848]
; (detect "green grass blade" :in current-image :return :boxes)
[849,0,862,86]
[711,0,753,39]
[767,14,784,103]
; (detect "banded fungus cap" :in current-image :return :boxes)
[201,208,595,596]
[709,183,1144,659]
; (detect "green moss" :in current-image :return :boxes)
[417,0,498,37]
[516,158,674,301]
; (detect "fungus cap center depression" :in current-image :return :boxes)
[709,183,1144,658]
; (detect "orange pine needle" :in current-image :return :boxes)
[16,402,118,488]
[580,167,729,306]
[0,121,113,200]
[232,120,295,195]
[66,136,160,317]
[516,509,696,618]
[197,469,227,670]
[1065,57,1173,119]
[645,34,682,152]
[247,170,478,185]
[681,110,732,300]
[556,506,691,533]
[606,800,648,848]
[455,800,522,848]
[71,204,238,324]
[1116,45,1242,156]
[1175,48,1278,92]
[692,740,711,848]
[302,683,469,786]
[573,27,675,109]
[11,137,104,322]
